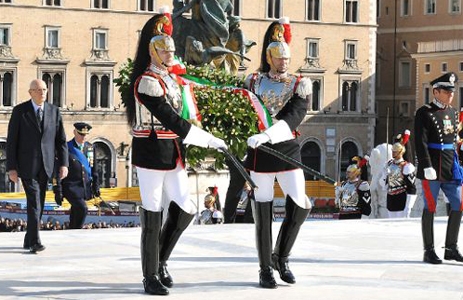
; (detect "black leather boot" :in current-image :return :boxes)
[273,196,310,284]
[252,200,277,289]
[444,210,463,262]
[159,201,194,288]
[140,207,169,295]
[422,209,442,264]
[446,203,451,216]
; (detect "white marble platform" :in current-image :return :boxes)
[0,217,462,300]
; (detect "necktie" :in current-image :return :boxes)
[36,107,43,125]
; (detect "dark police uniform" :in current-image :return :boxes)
[414,72,463,264]
[415,102,458,182]
[54,123,100,229]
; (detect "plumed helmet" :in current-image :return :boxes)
[392,129,411,158]
[204,194,216,207]
[260,17,292,72]
[347,155,369,178]
[346,163,360,177]
[266,41,291,59]
[391,142,405,156]
[149,7,175,66]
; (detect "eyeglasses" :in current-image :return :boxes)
[31,88,48,93]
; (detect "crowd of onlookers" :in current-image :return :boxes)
[0,216,139,232]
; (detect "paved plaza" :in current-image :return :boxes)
[1,217,462,300]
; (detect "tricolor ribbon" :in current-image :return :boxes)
[179,73,272,131]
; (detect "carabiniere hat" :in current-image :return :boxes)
[74,122,92,135]
[430,72,459,91]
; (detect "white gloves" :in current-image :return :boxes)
[208,136,227,151]
[184,125,227,150]
[424,167,437,180]
[247,133,270,149]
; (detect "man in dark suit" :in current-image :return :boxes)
[7,79,69,253]
[53,122,100,229]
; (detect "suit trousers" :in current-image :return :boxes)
[22,167,48,246]
[68,197,88,229]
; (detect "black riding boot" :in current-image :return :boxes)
[252,200,277,289]
[444,210,463,262]
[422,209,442,264]
[140,207,169,295]
[158,201,194,288]
[446,203,451,216]
[272,196,310,284]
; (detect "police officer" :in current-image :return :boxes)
[53,122,100,229]
[414,72,463,264]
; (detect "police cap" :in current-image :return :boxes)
[430,72,458,91]
[74,122,92,135]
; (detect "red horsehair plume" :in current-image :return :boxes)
[279,17,291,44]
[212,186,218,196]
[352,155,369,168]
[154,6,173,36]
[396,129,410,145]
[401,129,410,145]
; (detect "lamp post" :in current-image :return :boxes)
[392,0,398,137]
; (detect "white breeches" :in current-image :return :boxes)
[250,169,312,209]
[136,164,197,214]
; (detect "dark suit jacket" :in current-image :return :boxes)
[7,100,68,179]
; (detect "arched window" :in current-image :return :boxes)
[90,75,98,107]
[89,73,111,108]
[52,73,62,107]
[312,80,320,111]
[2,72,13,107]
[94,142,112,188]
[42,73,51,101]
[100,75,110,108]
[339,141,358,181]
[301,141,321,180]
[342,81,349,111]
[341,80,359,112]
[41,72,64,107]
[350,81,358,111]
[0,141,14,192]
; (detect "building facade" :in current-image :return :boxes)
[0,0,377,192]
[376,0,463,149]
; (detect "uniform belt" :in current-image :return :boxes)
[131,128,178,139]
[340,206,359,212]
[427,143,454,150]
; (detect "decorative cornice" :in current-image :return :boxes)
[337,59,362,74]
[0,45,19,63]
[36,47,70,64]
[84,49,116,66]
[298,58,326,74]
